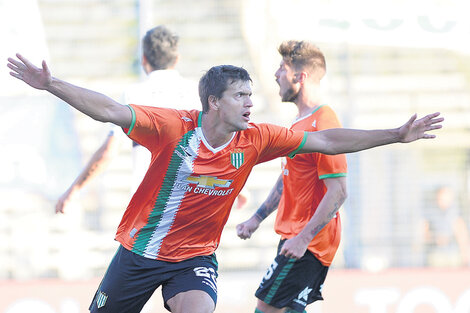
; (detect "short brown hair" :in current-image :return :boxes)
[278,40,326,76]
[142,25,179,70]
[198,65,252,113]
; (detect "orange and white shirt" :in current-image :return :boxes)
[117,104,306,262]
[274,105,347,266]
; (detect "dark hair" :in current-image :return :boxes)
[142,25,179,70]
[198,65,252,113]
[278,40,326,75]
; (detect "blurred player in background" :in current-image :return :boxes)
[420,185,470,267]
[55,25,198,213]
[236,41,347,313]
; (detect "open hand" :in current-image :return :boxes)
[7,53,52,90]
[399,112,444,143]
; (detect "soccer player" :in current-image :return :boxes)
[7,53,442,313]
[236,40,346,313]
[55,25,198,214]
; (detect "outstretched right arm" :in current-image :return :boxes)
[7,53,132,128]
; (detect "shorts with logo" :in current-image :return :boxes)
[89,245,218,313]
[255,239,329,312]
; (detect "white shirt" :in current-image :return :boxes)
[123,69,200,191]
[124,69,199,110]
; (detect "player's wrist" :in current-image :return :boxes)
[253,212,264,223]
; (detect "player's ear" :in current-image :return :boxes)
[141,55,152,74]
[295,71,308,84]
[208,95,219,111]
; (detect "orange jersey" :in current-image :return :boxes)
[117,104,306,262]
[274,105,347,266]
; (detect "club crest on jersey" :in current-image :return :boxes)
[96,291,108,308]
[230,149,244,169]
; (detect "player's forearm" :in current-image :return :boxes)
[65,154,105,194]
[47,77,126,125]
[305,128,400,155]
[66,135,117,192]
[297,188,347,243]
[253,175,283,222]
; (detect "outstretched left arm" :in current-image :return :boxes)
[299,113,443,155]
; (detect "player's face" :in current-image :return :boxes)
[218,79,253,131]
[275,59,300,102]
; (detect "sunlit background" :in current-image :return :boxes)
[1,0,470,312]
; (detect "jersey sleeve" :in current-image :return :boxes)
[254,123,306,164]
[122,104,188,152]
[316,107,348,179]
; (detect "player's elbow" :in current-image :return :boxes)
[339,187,348,204]
[322,144,343,155]
[92,115,109,123]
[334,181,348,205]
[93,106,122,124]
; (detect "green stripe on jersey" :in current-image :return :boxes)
[126,105,136,135]
[132,130,195,254]
[288,132,308,159]
[319,173,347,179]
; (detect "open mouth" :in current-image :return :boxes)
[242,112,250,121]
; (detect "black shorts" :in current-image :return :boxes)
[255,239,329,312]
[89,245,218,313]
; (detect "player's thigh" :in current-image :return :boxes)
[89,245,161,313]
[255,251,328,311]
[162,254,218,311]
[167,290,215,313]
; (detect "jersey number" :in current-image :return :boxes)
[263,260,278,280]
[194,266,217,283]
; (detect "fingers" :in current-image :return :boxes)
[7,56,27,80]
[279,249,299,260]
[42,60,50,75]
[418,113,443,126]
[422,114,443,133]
[240,231,251,239]
[429,117,444,126]
[424,112,441,119]
[413,113,443,136]
[9,71,22,80]
[420,114,443,139]
[236,224,248,239]
[428,124,442,131]
[7,57,25,70]
[7,61,24,78]
[7,54,42,76]
[55,202,64,214]
[406,113,418,125]
[238,228,253,239]
[16,53,35,69]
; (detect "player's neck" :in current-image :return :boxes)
[200,113,234,149]
[295,86,322,118]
